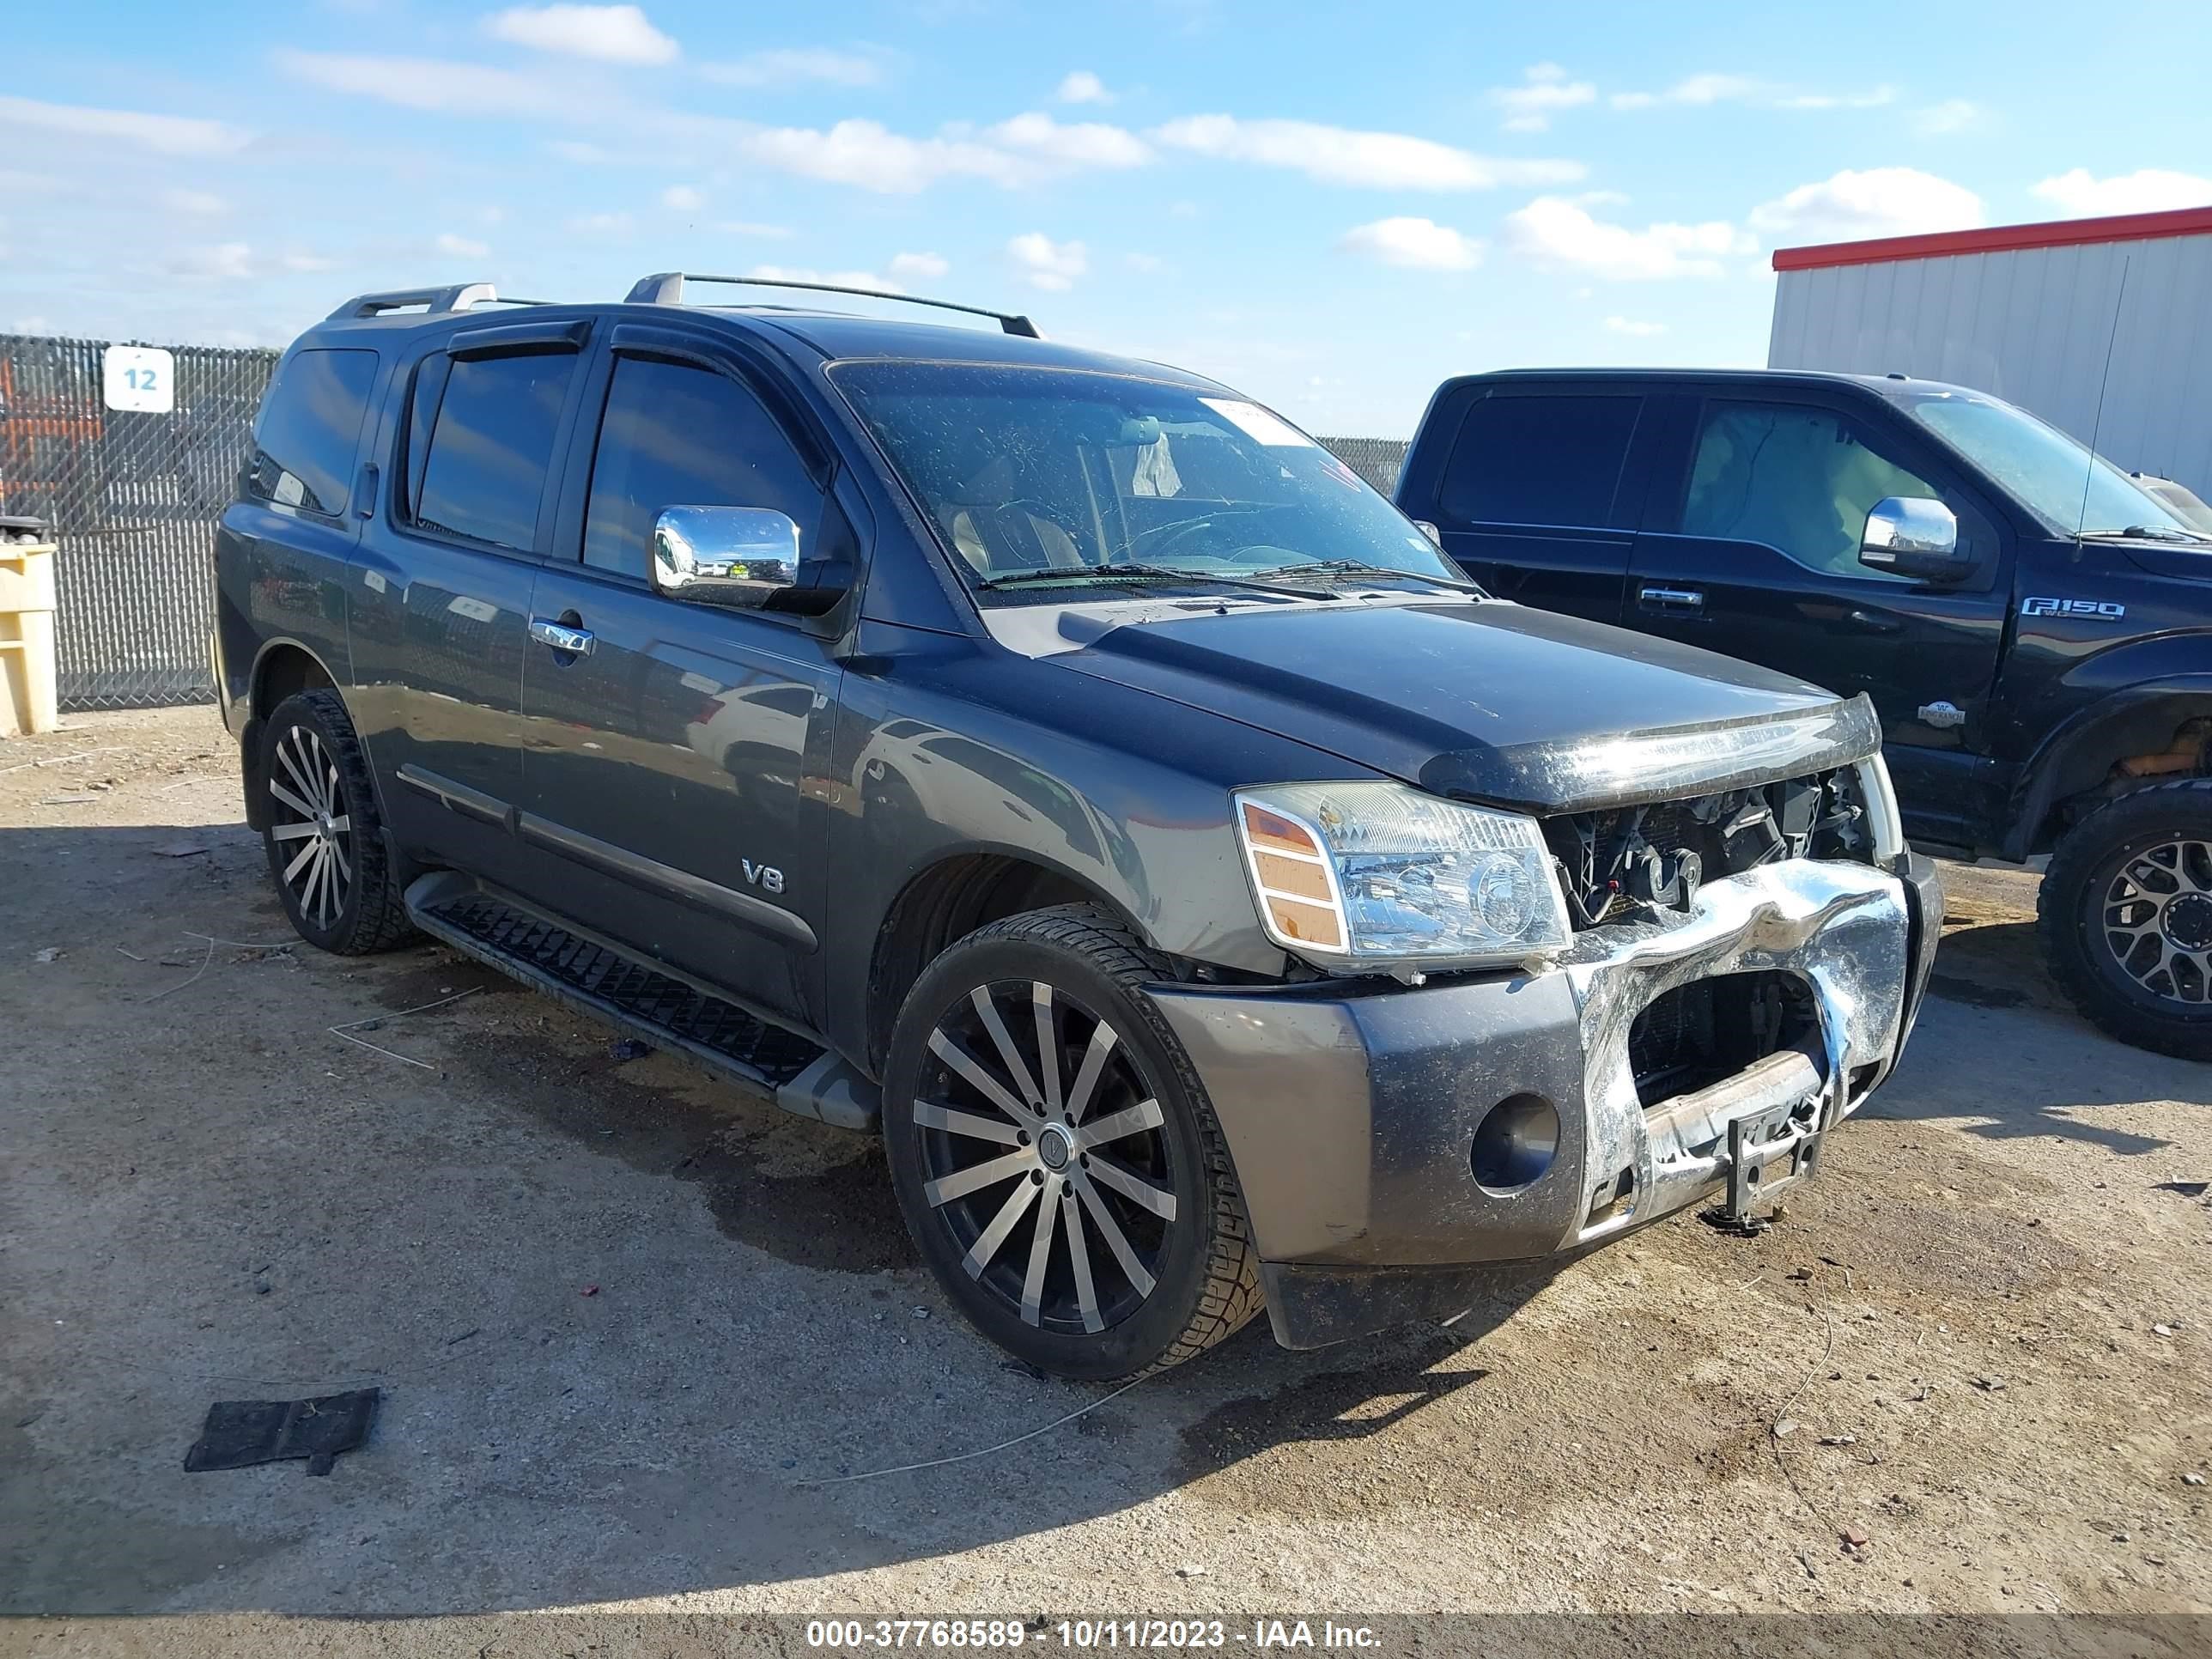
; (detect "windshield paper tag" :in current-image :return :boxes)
[1200,398,1315,448]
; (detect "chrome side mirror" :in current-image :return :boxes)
[1860,496,1969,581]
[651,506,804,609]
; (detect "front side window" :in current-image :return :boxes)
[831,361,1455,602]
[582,356,822,578]
[246,348,379,516]
[414,349,577,550]
[1437,393,1643,529]
[1680,401,1942,583]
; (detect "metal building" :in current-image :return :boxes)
[1767,205,2212,498]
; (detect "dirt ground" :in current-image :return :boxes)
[2,707,2208,1656]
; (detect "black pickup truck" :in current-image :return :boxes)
[1398,369,2212,1059]
[216,277,1938,1378]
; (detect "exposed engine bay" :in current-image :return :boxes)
[1541,768,1877,929]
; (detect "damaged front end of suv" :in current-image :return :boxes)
[1146,692,1940,1351]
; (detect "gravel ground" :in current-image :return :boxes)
[2,708,2208,1657]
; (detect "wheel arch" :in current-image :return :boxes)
[864,849,1154,1077]
[2003,680,2212,860]
[239,639,339,830]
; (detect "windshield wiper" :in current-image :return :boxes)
[976,562,1279,591]
[1256,557,1486,592]
[2081,526,2212,544]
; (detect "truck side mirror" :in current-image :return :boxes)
[651,505,848,616]
[1859,496,1971,582]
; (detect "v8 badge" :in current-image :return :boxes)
[2023,596,2126,621]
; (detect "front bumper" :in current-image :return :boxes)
[1148,854,1942,1349]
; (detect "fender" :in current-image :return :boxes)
[2002,674,2212,860]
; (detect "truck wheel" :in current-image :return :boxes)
[881,905,1262,1379]
[259,689,416,956]
[2039,777,2212,1060]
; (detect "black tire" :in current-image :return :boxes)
[258,689,416,956]
[882,904,1262,1379]
[2039,777,2212,1060]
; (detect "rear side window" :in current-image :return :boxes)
[581,356,821,578]
[1437,393,1643,528]
[415,350,577,550]
[246,348,379,517]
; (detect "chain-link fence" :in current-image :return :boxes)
[0,331,1413,713]
[0,334,276,709]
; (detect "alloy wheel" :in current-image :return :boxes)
[267,723,353,932]
[912,979,1179,1335]
[2100,837,2212,1006]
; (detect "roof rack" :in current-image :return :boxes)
[326,284,552,320]
[623,272,1041,338]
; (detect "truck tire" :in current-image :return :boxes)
[881,904,1263,1379]
[2039,777,2212,1060]
[259,689,416,956]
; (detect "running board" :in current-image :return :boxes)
[404,873,878,1130]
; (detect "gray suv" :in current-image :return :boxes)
[214,274,1941,1377]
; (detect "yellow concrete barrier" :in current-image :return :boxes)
[0,538,59,737]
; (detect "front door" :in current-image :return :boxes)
[514,337,845,1025]
[1626,392,2012,847]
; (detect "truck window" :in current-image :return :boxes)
[414,349,577,550]
[246,348,379,517]
[1437,394,1642,528]
[581,356,821,579]
[1681,402,1938,583]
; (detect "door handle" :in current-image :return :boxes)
[1846,608,1902,634]
[529,617,595,655]
[1638,586,1705,610]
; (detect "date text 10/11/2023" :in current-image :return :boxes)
[805,1620,1383,1650]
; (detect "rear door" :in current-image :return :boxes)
[1413,385,1650,626]
[1626,388,2013,845]
[513,322,849,1024]
[349,319,591,872]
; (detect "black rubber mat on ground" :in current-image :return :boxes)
[185,1389,379,1476]
[423,891,822,1086]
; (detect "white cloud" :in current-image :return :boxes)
[0,94,249,156]
[1152,114,1583,190]
[1007,232,1087,291]
[435,232,490,257]
[740,118,1029,192]
[747,264,904,293]
[159,188,228,216]
[275,49,563,115]
[1122,252,1165,273]
[661,184,705,210]
[1611,73,1759,110]
[1602,315,1667,337]
[163,243,335,280]
[484,4,678,65]
[550,139,609,162]
[1489,63,1595,133]
[887,250,950,279]
[1056,70,1112,106]
[984,111,1151,169]
[568,210,634,235]
[1914,99,1983,136]
[1506,197,1753,279]
[719,219,793,238]
[2032,167,2212,217]
[1612,74,1894,112]
[1748,167,1985,244]
[702,47,884,88]
[1337,216,1483,270]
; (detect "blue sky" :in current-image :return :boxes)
[5,0,2209,434]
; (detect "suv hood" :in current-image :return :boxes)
[1040,596,1881,813]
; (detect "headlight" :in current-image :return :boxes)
[1234,782,1571,976]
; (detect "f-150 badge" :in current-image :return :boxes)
[2023,596,2125,620]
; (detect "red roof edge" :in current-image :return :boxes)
[1772,204,2212,273]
